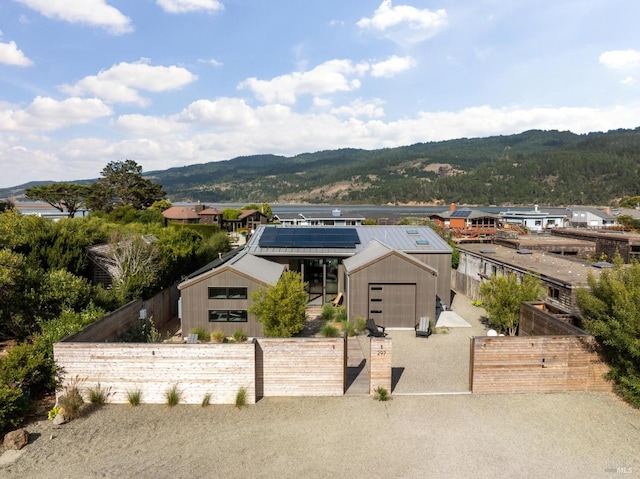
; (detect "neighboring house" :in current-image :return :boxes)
[492,230,595,259]
[178,224,452,337]
[499,205,567,232]
[567,206,617,228]
[179,252,285,337]
[455,243,606,313]
[272,209,365,226]
[224,209,268,233]
[552,228,640,263]
[429,204,500,241]
[162,206,200,224]
[198,208,223,226]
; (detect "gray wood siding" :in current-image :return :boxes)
[348,254,436,328]
[180,269,265,337]
[410,252,452,306]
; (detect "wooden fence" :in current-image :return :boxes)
[470,335,611,394]
[54,337,347,404]
[369,337,392,394]
[54,341,256,404]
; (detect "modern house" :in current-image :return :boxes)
[499,205,567,232]
[178,225,452,336]
[272,209,365,226]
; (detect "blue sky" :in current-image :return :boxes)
[1,0,640,188]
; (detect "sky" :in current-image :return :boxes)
[1,0,640,188]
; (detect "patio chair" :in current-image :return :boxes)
[367,318,386,337]
[186,333,198,343]
[415,316,431,338]
[331,292,343,307]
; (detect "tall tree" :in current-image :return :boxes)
[577,258,640,407]
[479,273,545,336]
[86,160,165,212]
[250,271,307,337]
[25,183,90,218]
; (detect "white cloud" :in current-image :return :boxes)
[198,58,223,67]
[59,59,197,106]
[357,0,448,45]
[238,59,369,104]
[370,55,416,78]
[0,96,112,132]
[15,0,133,35]
[0,40,33,66]
[156,0,224,14]
[113,114,186,137]
[599,49,640,70]
[330,99,385,118]
[621,76,637,85]
[177,98,259,129]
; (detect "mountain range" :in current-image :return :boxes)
[4,128,640,206]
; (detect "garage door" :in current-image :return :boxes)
[368,284,416,329]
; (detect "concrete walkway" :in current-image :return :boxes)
[345,336,369,395]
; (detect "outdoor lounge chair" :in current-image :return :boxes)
[186,333,198,343]
[331,292,343,307]
[415,316,431,338]
[367,318,386,337]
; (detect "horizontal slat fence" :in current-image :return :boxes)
[54,342,256,405]
[256,338,345,397]
[470,335,611,394]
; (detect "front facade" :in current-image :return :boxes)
[499,206,567,232]
[429,204,500,241]
[272,209,365,226]
[179,225,452,336]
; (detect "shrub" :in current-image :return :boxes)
[354,316,367,334]
[210,330,226,343]
[334,307,347,323]
[0,384,29,433]
[374,386,390,402]
[342,319,356,337]
[232,329,247,343]
[86,383,110,404]
[48,405,61,421]
[58,376,85,419]
[321,303,336,321]
[189,327,211,342]
[320,323,340,338]
[235,387,247,409]
[165,384,181,407]
[126,389,141,406]
[202,393,211,407]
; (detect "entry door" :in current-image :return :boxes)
[368,284,416,328]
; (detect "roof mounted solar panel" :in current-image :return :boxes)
[450,210,472,218]
[258,228,360,248]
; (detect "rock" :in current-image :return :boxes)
[3,428,29,450]
[52,407,69,425]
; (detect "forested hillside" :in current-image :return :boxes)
[4,128,640,205]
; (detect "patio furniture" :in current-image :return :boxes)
[367,318,386,337]
[331,292,343,307]
[415,316,431,338]
[186,333,198,343]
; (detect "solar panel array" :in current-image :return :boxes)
[450,210,472,218]
[259,228,361,248]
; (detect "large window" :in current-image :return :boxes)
[208,310,248,322]
[208,287,247,299]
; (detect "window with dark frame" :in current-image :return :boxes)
[208,310,248,322]
[208,287,247,299]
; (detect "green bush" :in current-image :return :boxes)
[165,384,181,407]
[321,303,336,321]
[235,387,247,409]
[87,383,110,404]
[320,323,340,338]
[210,330,226,343]
[189,327,211,342]
[334,307,347,323]
[0,342,55,399]
[342,320,356,337]
[126,389,141,406]
[374,386,390,402]
[202,393,211,407]
[0,384,29,433]
[58,377,85,419]
[354,316,367,334]
[232,329,247,343]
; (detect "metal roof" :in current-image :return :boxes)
[245,225,451,257]
[343,239,438,274]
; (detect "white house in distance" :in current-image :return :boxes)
[500,205,567,232]
[272,209,365,226]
